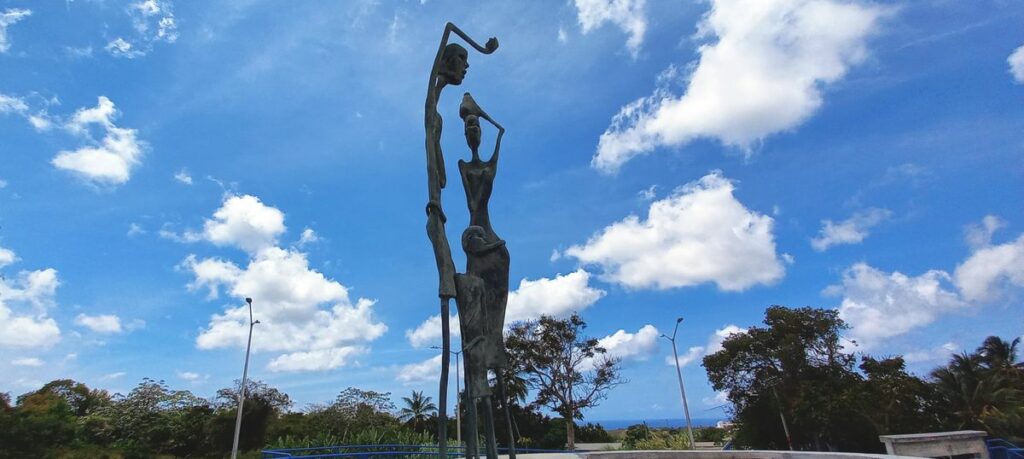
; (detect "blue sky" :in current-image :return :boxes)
[1,0,1022,422]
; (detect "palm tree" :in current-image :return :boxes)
[932,341,1024,441]
[978,336,1023,372]
[399,390,437,430]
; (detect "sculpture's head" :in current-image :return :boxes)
[463,114,481,152]
[440,43,469,85]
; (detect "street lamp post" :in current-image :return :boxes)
[231,297,259,459]
[661,317,695,450]
[433,345,463,445]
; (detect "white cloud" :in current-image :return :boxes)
[557,26,569,44]
[828,263,967,348]
[12,357,43,367]
[666,324,746,367]
[592,0,886,173]
[574,0,646,57]
[0,93,28,114]
[0,260,61,349]
[181,196,386,372]
[904,341,959,364]
[566,172,784,291]
[127,223,146,237]
[666,345,704,367]
[195,194,286,253]
[702,390,730,407]
[964,215,1006,250]
[105,38,144,58]
[0,8,31,53]
[396,354,445,385]
[598,324,659,362]
[74,313,123,334]
[1009,44,1024,84]
[954,231,1024,303]
[638,185,657,201]
[106,0,177,58]
[176,371,208,382]
[52,96,144,185]
[810,208,891,251]
[298,228,319,246]
[99,371,127,381]
[0,247,18,268]
[174,169,193,185]
[406,269,605,347]
[406,313,459,349]
[267,346,368,372]
[0,178,6,188]
[506,270,606,323]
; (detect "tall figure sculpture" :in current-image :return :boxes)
[423,22,497,459]
[456,93,517,459]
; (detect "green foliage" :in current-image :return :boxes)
[576,422,613,443]
[704,305,1024,452]
[694,427,728,444]
[505,313,626,449]
[620,423,691,450]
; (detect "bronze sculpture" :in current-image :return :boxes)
[423,23,515,459]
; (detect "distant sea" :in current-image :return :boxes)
[586,418,726,430]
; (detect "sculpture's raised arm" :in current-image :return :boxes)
[427,23,498,94]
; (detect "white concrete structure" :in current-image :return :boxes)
[878,430,990,459]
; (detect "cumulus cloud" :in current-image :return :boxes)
[267,346,369,372]
[396,354,448,385]
[1009,44,1024,84]
[52,96,144,185]
[666,324,746,367]
[0,247,17,268]
[195,194,286,253]
[828,263,966,348]
[106,0,177,58]
[181,196,386,372]
[574,0,646,57]
[566,172,783,291]
[0,8,31,53]
[592,0,886,173]
[810,208,891,251]
[74,313,123,334]
[597,324,659,362]
[0,249,61,349]
[954,223,1024,303]
[0,93,54,131]
[825,216,1024,347]
[405,269,606,348]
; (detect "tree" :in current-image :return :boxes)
[858,356,938,435]
[399,390,437,432]
[505,313,625,449]
[930,337,1024,441]
[703,306,876,452]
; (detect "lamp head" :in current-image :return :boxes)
[245,297,253,305]
[676,317,684,323]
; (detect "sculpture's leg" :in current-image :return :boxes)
[438,297,451,459]
[496,374,517,459]
[481,396,499,459]
[466,397,480,459]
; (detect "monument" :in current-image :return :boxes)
[423,23,516,459]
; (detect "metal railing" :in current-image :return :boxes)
[262,444,573,458]
[987,438,1024,459]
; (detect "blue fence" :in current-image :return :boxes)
[988,438,1024,459]
[262,444,573,458]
